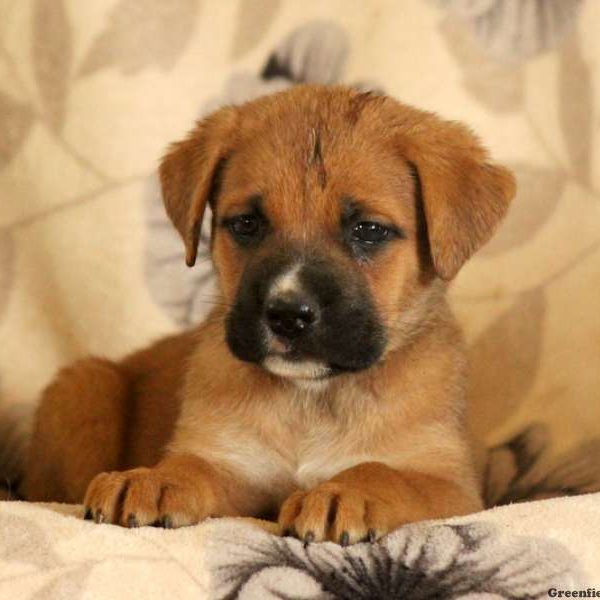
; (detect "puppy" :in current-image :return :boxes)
[21,85,515,544]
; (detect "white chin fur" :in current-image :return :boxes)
[263,356,330,383]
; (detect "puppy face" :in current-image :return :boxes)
[160,86,515,383]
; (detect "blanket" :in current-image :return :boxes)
[0,494,598,597]
[1,0,599,597]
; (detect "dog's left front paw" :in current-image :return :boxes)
[278,483,395,546]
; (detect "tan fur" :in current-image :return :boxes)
[21,86,514,543]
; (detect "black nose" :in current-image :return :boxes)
[265,296,316,340]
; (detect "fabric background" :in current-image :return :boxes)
[0,494,595,597]
[1,0,600,596]
[1,0,598,470]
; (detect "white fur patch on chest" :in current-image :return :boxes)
[294,454,370,489]
[195,423,371,500]
[203,430,296,501]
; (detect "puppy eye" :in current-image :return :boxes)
[229,214,261,239]
[351,222,391,245]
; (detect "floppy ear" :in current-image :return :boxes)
[399,116,516,280]
[159,107,237,267]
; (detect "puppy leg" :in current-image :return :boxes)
[22,358,128,503]
[279,462,482,545]
[83,453,248,527]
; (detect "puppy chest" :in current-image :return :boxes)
[211,427,368,497]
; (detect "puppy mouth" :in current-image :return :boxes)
[263,348,366,382]
[263,354,333,381]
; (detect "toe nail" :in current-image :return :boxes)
[127,514,139,528]
[161,516,174,529]
[340,531,350,546]
[83,508,93,521]
[303,531,315,548]
[367,528,377,543]
[94,510,105,524]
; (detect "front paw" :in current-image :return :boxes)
[83,467,211,528]
[278,483,395,546]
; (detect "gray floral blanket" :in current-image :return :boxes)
[0,493,596,598]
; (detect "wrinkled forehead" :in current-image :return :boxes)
[217,105,417,233]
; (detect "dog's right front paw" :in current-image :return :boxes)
[83,467,212,528]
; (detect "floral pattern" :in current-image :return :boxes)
[206,518,582,599]
[436,0,584,62]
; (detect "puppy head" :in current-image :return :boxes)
[160,86,515,384]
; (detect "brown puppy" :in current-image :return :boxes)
[21,85,515,544]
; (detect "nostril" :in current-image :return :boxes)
[265,299,316,339]
[270,315,306,337]
[296,303,315,323]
